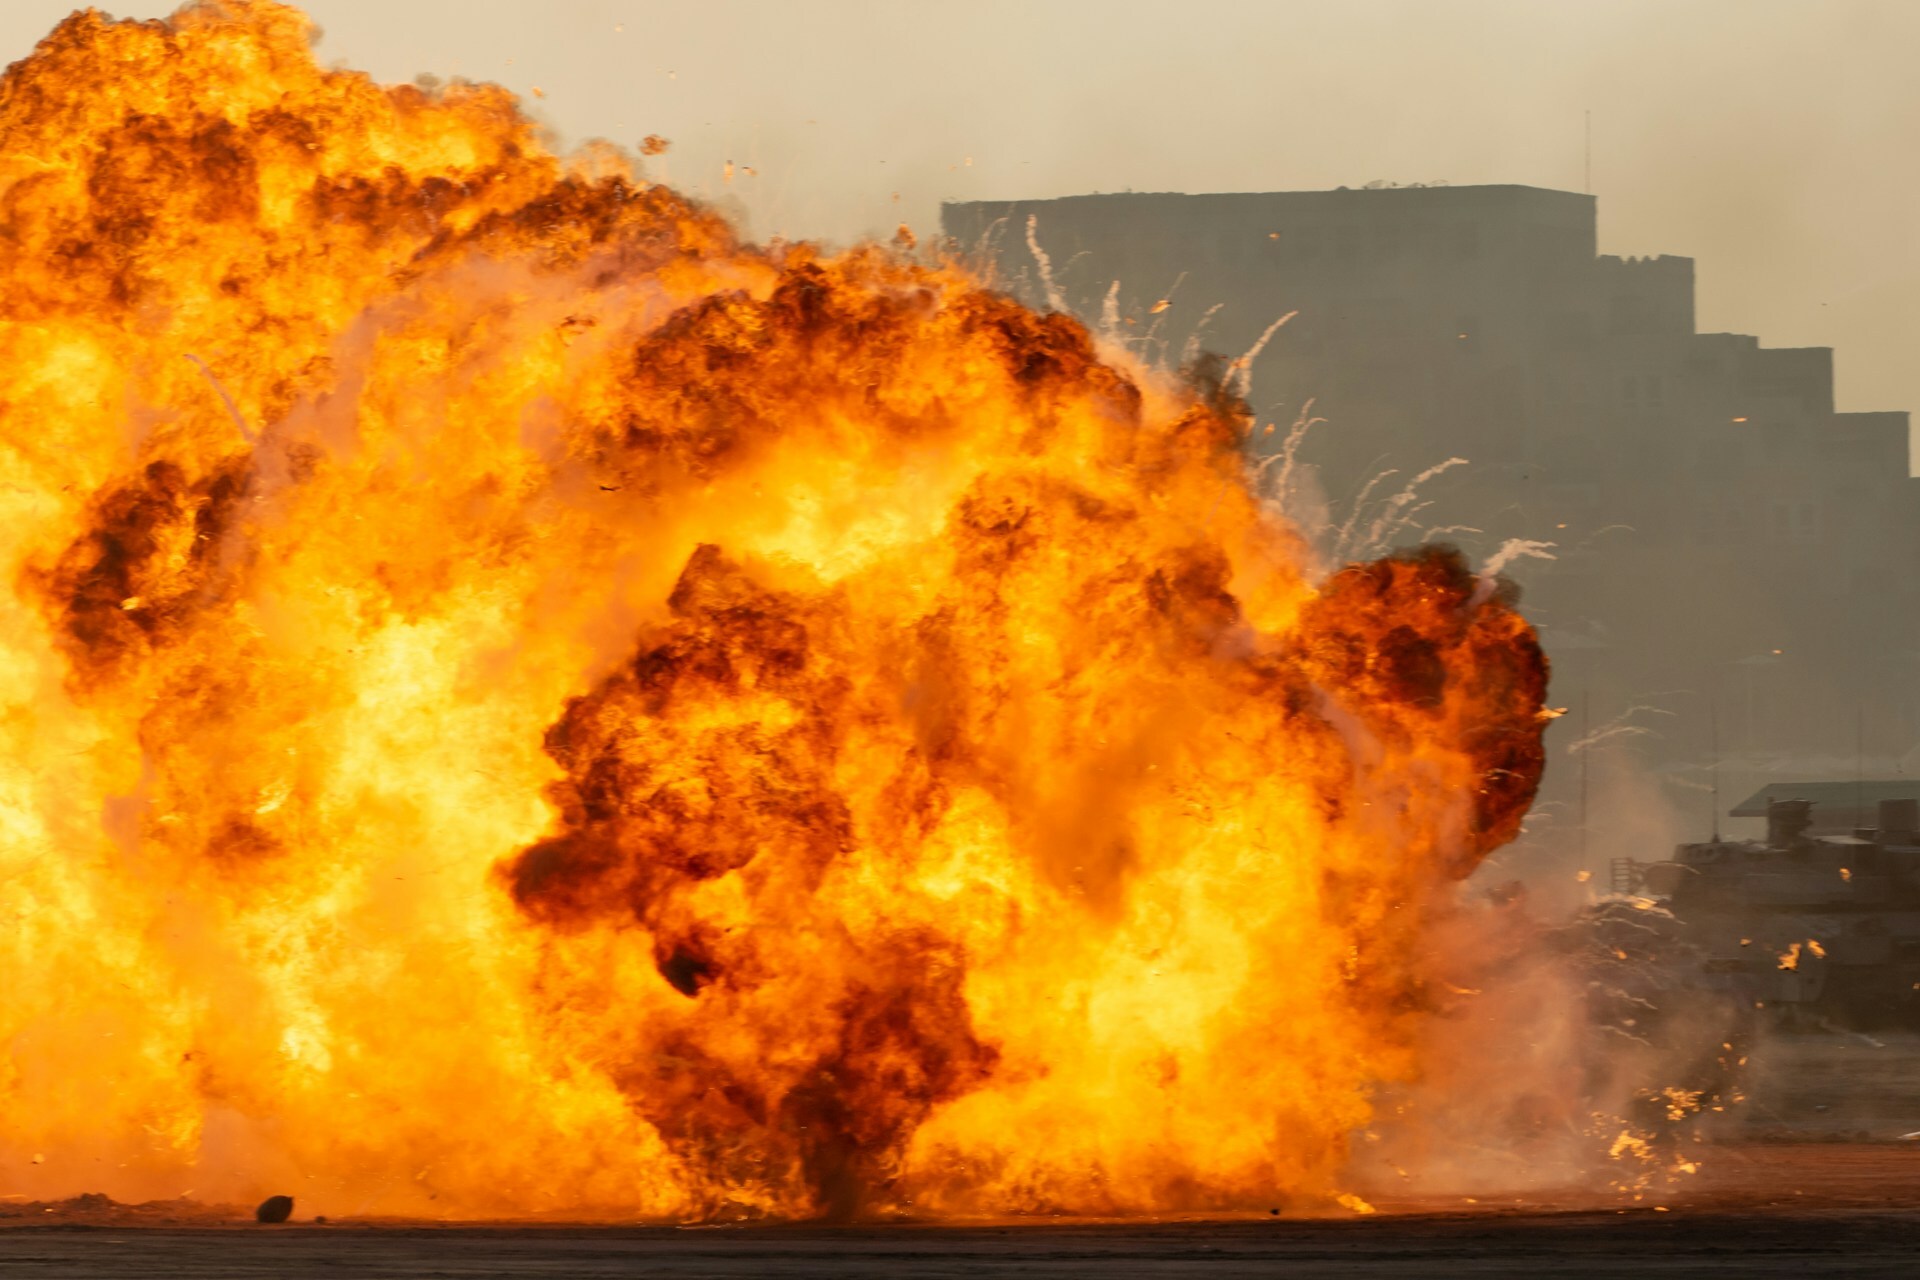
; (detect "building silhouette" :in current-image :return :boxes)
[943,186,1919,824]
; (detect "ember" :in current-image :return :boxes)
[0,1,1545,1220]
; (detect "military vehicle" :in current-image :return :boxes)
[1615,795,1920,1029]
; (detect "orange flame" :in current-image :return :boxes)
[0,2,1546,1219]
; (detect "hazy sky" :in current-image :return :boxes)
[5,1,1917,438]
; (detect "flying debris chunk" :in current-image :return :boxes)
[255,1195,294,1224]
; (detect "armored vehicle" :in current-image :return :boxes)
[1619,795,1920,1028]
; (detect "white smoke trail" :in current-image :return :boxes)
[1227,310,1298,400]
[1181,301,1226,369]
[1331,466,1401,562]
[1251,397,1326,516]
[1024,214,1066,314]
[1340,456,1470,561]
[967,216,1012,288]
[1469,537,1557,608]
[1099,279,1121,338]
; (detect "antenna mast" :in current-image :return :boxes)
[1710,699,1720,842]
[1857,703,1866,833]
[1579,689,1590,864]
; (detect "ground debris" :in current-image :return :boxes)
[0,1192,241,1226]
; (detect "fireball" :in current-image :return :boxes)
[0,1,1545,1219]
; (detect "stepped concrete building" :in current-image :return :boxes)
[943,187,1919,802]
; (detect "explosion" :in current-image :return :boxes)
[0,2,1546,1219]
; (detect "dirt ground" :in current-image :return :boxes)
[1739,1029,1920,1139]
[3,1144,1918,1278]
[0,1212,1914,1278]
[7,1033,1918,1277]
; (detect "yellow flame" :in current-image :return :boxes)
[0,0,1549,1221]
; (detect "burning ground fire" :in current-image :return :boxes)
[0,2,1549,1219]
